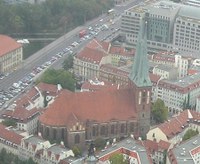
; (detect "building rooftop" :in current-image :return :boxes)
[24,135,45,145]
[47,144,70,155]
[169,134,200,163]
[0,34,22,57]
[163,72,200,88]
[39,87,137,126]
[96,137,151,163]
[178,4,200,20]
[0,124,23,145]
[147,1,181,18]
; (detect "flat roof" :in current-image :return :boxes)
[172,134,200,163]
[24,135,45,145]
[163,72,200,88]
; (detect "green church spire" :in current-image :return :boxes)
[129,18,152,87]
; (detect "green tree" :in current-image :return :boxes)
[2,119,17,127]
[72,146,82,157]
[109,153,128,164]
[182,129,199,141]
[38,68,76,91]
[152,99,168,123]
[94,138,106,150]
[62,54,74,71]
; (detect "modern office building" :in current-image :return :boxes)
[121,1,180,51]
[184,0,200,7]
[173,5,200,56]
[121,1,200,56]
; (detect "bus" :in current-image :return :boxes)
[107,9,115,15]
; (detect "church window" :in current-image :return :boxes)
[142,91,146,97]
[46,127,49,137]
[76,126,79,131]
[53,129,56,139]
[142,113,145,118]
[100,126,105,135]
[130,123,134,132]
[61,128,65,139]
[111,125,115,134]
[75,134,80,144]
[139,91,142,104]
[92,127,96,136]
[120,124,125,133]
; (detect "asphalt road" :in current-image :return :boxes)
[0,0,144,92]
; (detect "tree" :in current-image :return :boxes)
[72,146,82,157]
[94,138,106,150]
[182,129,199,141]
[2,119,17,127]
[62,54,74,71]
[38,68,76,91]
[109,153,128,164]
[152,99,168,123]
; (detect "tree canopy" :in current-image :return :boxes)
[152,99,168,124]
[182,129,199,141]
[0,148,36,164]
[109,153,129,164]
[0,0,114,36]
[38,68,76,91]
[62,54,74,71]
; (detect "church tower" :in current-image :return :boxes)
[129,17,152,137]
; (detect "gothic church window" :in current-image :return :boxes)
[100,126,105,135]
[120,124,125,133]
[111,125,115,134]
[75,134,80,144]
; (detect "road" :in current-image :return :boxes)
[0,0,144,92]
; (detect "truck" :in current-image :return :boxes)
[79,29,87,38]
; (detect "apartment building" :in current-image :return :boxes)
[153,73,200,114]
[19,135,74,164]
[150,51,190,79]
[168,134,200,164]
[73,39,134,81]
[0,124,23,156]
[0,35,23,73]
[147,110,200,146]
[152,64,178,80]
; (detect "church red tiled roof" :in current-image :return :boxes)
[0,35,22,57]
[39,88,137,126]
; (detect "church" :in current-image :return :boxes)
[38,19,152,149]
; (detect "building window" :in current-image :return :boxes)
[61,128,65,139]
[53,129,56,139]
[92,127,96,136]
[111,125,115,134]
[75,134,80,144]
[46,127,49,137]
[130,122,134,132]
[120,124,125,133]
[100,126,105,135]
